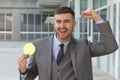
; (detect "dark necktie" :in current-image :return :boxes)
[57,44,64,65]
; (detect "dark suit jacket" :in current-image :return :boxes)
[23,22,118,80]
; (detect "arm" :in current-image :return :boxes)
[18,52,38,80]
[82,8,118,56]
[24,54,38,79]
[89,22,118,56]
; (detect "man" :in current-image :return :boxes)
[18,6,118,80]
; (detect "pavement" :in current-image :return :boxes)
[0,41,117,80]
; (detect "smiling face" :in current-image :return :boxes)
[54,13,76,43]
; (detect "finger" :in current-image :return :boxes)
[18,54,29,62]
[19,62,27,73]
[18,59,27,68]
[18,55,29,64]
[82,12,92,16]
[21,61,27,68]
[22,58,27,64]
[23,54,29,59]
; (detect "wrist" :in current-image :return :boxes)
[96,19,105,24]
[18,68,27,75]
[93,16,102,21]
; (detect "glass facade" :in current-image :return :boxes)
[20,13,54,41]
[93,0,107,9]
[21,13,54,40]
[70,0,75,11]
[0,13,12,40]
[80,0,88,11]
[0,14,4,40]
[79,0,88,38]
[113,4,116,36]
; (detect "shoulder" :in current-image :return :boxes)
[75,38,89,46]
[70,36,89,45]
[34,36,51,43]
[33,36,53,47]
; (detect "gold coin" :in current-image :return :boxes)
[23,43,36,56]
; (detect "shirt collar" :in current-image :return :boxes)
[53,34,70,47]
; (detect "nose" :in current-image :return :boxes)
[60,22,65,28]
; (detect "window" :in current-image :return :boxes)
[35,14,41,31]
[113,4,116,36]
[20,13,54,41]
[80,0,88,11]
[21,14,27,31]
[28,14,34,31]
[79,0,88,38]
[70,0,75,11]
[93,0,107,9]
[0,13,12,40]
[0,14,4,31]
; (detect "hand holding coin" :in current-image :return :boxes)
[23,43,36,56]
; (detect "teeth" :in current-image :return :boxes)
[60,29,67,32]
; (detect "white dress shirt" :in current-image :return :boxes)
[53,35,70,60]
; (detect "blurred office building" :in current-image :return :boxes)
[0,0,119,79]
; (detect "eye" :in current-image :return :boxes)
[56,20,61,24]
[65,20,71,23]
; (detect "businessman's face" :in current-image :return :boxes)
[54,13,76,42]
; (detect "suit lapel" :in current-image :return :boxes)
[69,37,77,78]
[45,36,53,80]
[44,36,77,80]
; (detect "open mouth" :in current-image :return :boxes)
[59,29,67,33]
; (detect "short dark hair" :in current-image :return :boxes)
[54,6,75,19]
